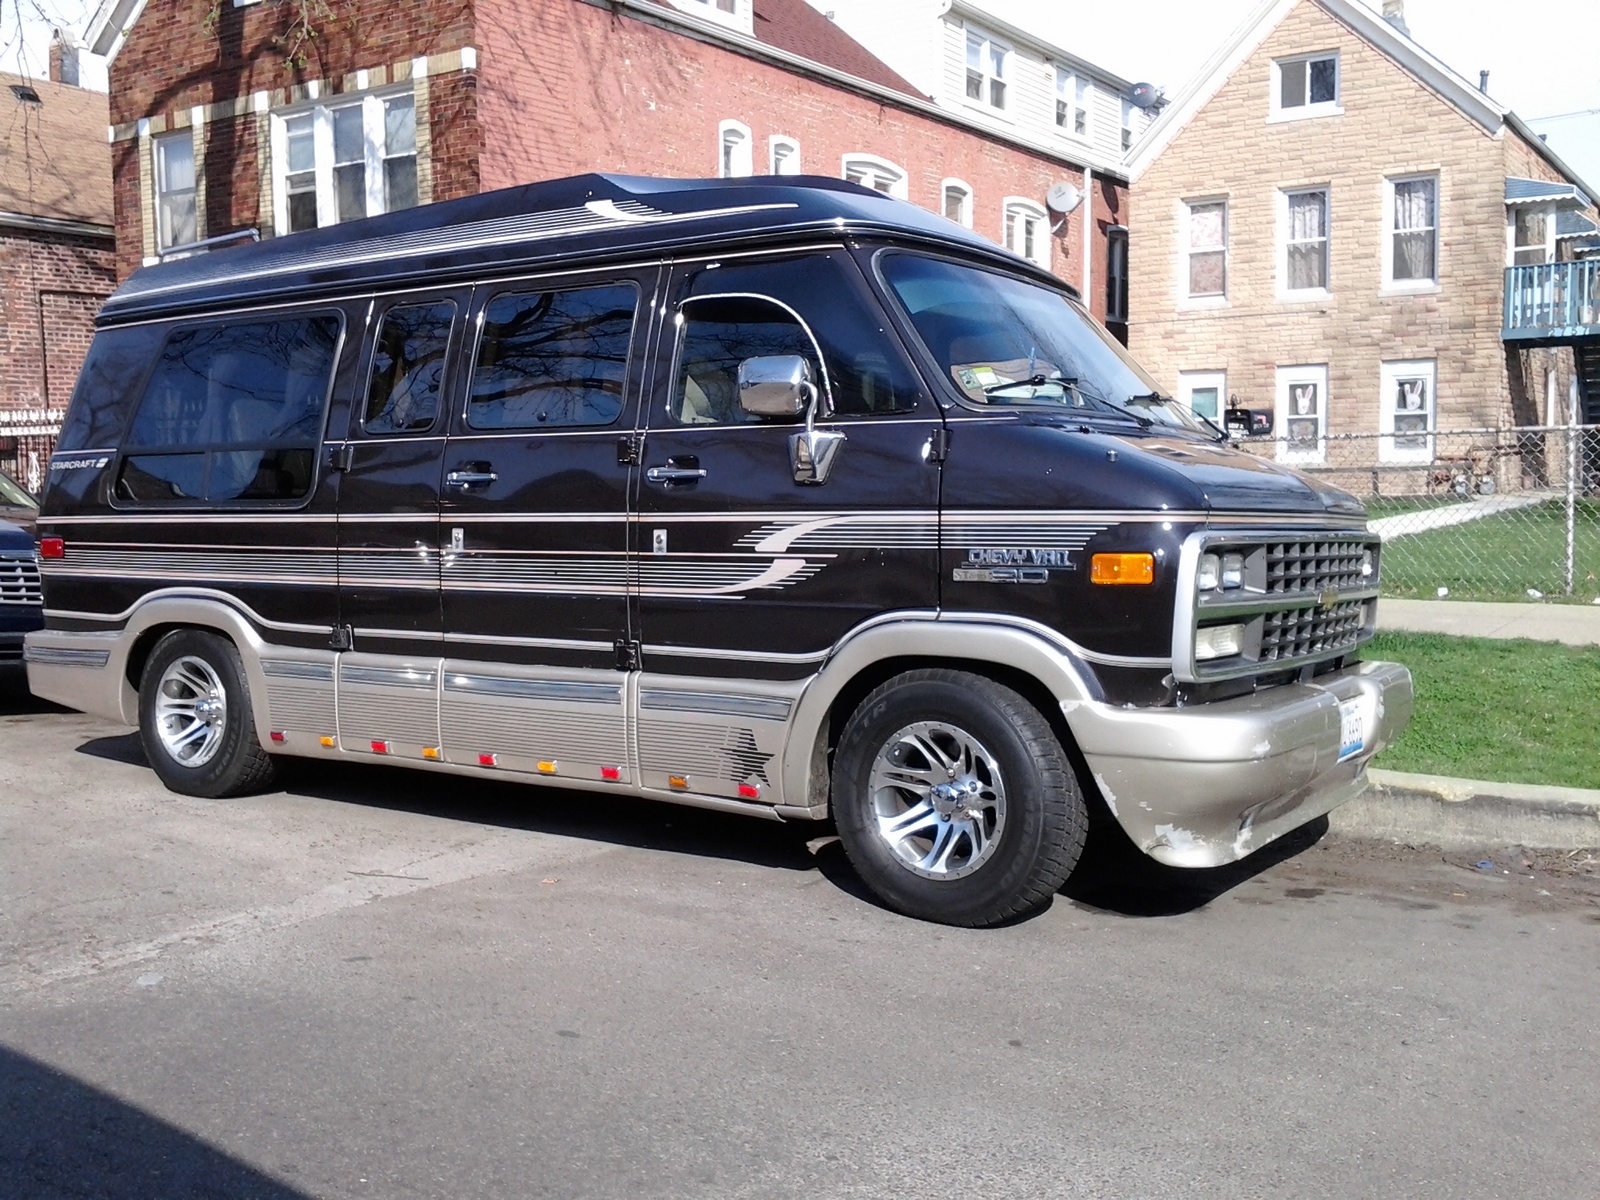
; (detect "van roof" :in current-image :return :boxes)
[106,173,1066,323]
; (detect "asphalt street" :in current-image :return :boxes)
[2,666,1597,1200]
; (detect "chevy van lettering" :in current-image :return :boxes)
[964,548,1076,569]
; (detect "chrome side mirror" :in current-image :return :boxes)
[737,355,812,419]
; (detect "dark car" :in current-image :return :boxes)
[0,467,42,663]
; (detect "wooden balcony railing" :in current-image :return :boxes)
[1503,261,1600,341]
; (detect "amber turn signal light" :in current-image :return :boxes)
[1090,552,1155,585]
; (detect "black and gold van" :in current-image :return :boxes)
[27,174,1411,926]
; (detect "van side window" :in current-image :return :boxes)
[364,301,455,434]
[672,297,819,426]
[679,254,920,416]
[55,325,166,452]
[467,284,638,430]
[116,314,339,504]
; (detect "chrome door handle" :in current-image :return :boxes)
[645,465,708,486]
[445,469,498,490]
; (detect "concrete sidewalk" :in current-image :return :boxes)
[1377,598,1600,646]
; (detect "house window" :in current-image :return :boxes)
[273,92,418,236]
[1379,360,1436,463]
[1185,200,1227,299]
[1276,364,1328,464]
[769,136,800,175]
[842,155,907,199]
[1283,188,1330,293]
[1105,226,1129,324]
[1274,52,1339,115]
[1003,198,1049,269]
[719,121,752,178]
[1055,69,1091,137]
[153,131,197,250]
[965,30,1008,110]
[942,179,973,228]
[1511,207,1553,266]
[1178,371,1225,423]
[1120,99,1136,151]
[1386,175,1438,286]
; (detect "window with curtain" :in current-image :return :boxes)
[1512,208,1551,266]
[153,132,197,251]
[965,31,1008,110]
[1389,177,1437,283]
[1186,200,1227,298]
[1284,188,1329,291]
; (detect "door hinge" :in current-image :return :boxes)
[329,624,354,651]
[614,638,641,671]
[927,427,950,463]
[616,433,643,466]
[330,443,355,472]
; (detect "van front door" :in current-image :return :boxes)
[633,252,941,807]
[436,270,658,783]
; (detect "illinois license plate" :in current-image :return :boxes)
[1337,698,1366,761]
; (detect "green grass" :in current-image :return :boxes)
[1376,498,1600,603]
[1366,630,1600,788]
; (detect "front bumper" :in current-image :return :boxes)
[1069,659,1413,867]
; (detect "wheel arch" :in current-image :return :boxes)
[111,596,273,731]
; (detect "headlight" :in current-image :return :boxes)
[1197,553,1220,592]
[1221,552,1244,589]
[1195,623,1245,660]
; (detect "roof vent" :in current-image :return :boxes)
[1478,70,1490,94]
[10,83,42,104]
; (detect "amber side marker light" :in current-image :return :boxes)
[1090,553,1155,585]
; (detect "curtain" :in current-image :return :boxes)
[1393,181,1436,280]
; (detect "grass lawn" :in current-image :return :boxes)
[1375,498,1600,603]
[1365,630,1600,789]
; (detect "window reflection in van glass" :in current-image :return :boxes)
[365,301,455,434]
[468,285,637,429]
[673,297,818,425]
[56,325,165,452]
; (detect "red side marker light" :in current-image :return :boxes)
[38,536,64,559]
[737,783,761,800]
[600,766,621,781]
[370,740,390,754]
[478,753,497,767]
[269,731,287,744]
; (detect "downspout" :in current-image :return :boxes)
[1082,165,1093,303]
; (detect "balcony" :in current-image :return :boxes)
[1503,261,1600,343]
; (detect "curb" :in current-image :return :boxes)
[1329,769,1600,850]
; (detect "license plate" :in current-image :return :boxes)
[1337,698,1366,761]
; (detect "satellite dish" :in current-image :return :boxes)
[1045,181,1082,214]
[1129,82,1162,109]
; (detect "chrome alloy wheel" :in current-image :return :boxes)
[867,721,1007,880]
[154,654,229,768]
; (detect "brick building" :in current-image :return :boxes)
[0,69,117,493]
[1124,0,1599,481]
[86,0,1136,328]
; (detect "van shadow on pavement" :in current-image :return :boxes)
[0,1044,309,1200]
[69,728,1319,921]
[0,666,68,717]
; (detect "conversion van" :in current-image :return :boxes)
[27,174,1411,926]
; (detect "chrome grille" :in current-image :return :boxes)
[1265,540,1372,597]
[0,554,42,606]
[1259,599,1368,664]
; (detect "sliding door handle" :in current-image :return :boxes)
[645,465,707,486]
[445,467,498,490]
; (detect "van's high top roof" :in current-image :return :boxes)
[107,173,1064,323]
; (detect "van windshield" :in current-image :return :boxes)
[879,252,1207,432]
[0,469,35,510]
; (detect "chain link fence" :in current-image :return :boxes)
[1237,424,1600,603]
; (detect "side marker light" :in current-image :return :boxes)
[319,736,336,748]
[737,783,761,800]
[537,760,558,775]
[423,747,441,760]
[478,753,498,767]
[1090,552,1155,585]
[371,740,390,754]
[668,774,690,790]
[269,731,286,744]
[38,536,64,559]
[600,766,621,781]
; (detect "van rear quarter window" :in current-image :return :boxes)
[54,325,166,453]
[114,314,340,504]
[468,284,638,430]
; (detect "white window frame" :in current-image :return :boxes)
[1545,365,1563,427]
[1270,51,1342,121]
[1507,204,1555,267]
[1178,371,1226,425]
[1054,68,1091,140]
[152,129,198,252]
[270,88,416,236]
[964,28,1010,113]
[941,178,973,228]
[668,0,746,33]
[718,119,752,178]
[841,154,907,199]
[1378,360,1437,464]
[1002,197,1050,270]
[768,135,800,176]
[1279,186,1331,298]
[1120,98,1136,152]
[1383,173,1440,292]
[1182,197,1228,304]
[1276,364,1329,465]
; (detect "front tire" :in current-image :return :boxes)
[138,629,278,798]
[831,669,1087,926]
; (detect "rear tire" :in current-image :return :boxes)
[138,629,278,798]
[831,669,1087,926]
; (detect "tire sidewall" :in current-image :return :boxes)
[138,630,261,799]
[833,676,1062,924]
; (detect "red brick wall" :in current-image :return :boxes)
[0,228,117,487]
[428,70,482,203]
[477,0,1125,317]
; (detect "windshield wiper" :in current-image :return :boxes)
[1195,412,1229,442]
[983,373,1077,398]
